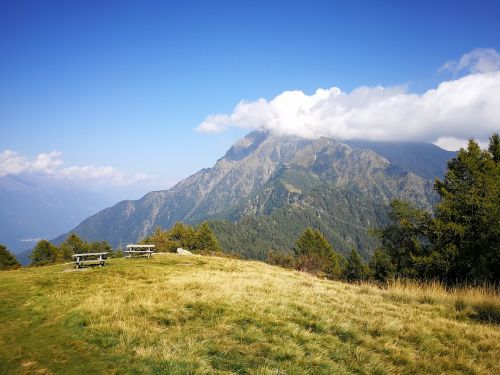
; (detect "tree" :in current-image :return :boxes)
[344,248,367,282]
[295,228,333,258]
[433,137,500,282]
[195,222,221,252]
[62,233,88,254]
[90,241,112,254]
[144,226,170,252]
[143,223,221,253]
[489,133,500,163]
[294,228,343,279]
[0,244,20,270]
[373,200,430,278]
[369,248,395,282]
[56,233,89,262]
[30,240,58,266]
[167,222,196,251]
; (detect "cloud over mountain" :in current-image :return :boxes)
[197,49,500,150]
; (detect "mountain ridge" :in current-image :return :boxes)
[52,132,453,258]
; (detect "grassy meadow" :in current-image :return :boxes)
[0,254,499,374]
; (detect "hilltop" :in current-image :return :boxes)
[1,255,498,374]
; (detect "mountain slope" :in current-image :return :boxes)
[54,132,445,256]
[345,140,456,180]
[209,186,389,260]
[0,174,110,253]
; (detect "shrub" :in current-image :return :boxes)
[266,250,296,269]
[0,244,20,270]
[471,302,500,324]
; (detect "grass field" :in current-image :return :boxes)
[0,254,499,374]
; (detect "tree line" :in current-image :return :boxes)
[266,227,369,281]
[142,222,222,254]
[0,221,222,269]
[29,234,114,266]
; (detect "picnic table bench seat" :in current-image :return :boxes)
[125,244,155,258]
[72,252,108,268]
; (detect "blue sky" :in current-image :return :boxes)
[1,0,500,198]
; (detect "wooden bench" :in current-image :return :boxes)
[125,244,155,258]
[72,252,108,268]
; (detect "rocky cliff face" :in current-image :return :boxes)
[54,131,449,252]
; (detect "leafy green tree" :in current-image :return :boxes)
[344,248,367,282]
[195,222,221,252]
[30,240,58,266]
[294,228,343,279]
[0,244,21,270]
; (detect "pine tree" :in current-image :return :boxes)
[167,222,192,251]
[295,228,333,258]
[369,249,394,282]
[63,233,88,254]
[489,133,500,163]
[294,228,343,279]
[373,134,500,284]
[433,137,500,282]
[344,248,367,282]
[30,240,58,266]
[372,200,430,278]
[195,222,221,252]
[0,244,21,270]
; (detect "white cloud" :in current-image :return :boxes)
[0,150,152,186]
[0,150,62,177]
[434,137,490,152]
[440,48,500,75]
[60,165,151,185]
[197,49,500,149]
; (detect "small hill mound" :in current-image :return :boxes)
[0,255,499,374]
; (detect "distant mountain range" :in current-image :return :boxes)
[0,174,112,257]
[52,131,455,260]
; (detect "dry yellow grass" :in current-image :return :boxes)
[1,254,499,374]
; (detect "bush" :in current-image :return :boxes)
[266,250,296,269]
[471,302,500,324]
[0,244,20,270]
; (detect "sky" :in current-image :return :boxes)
[1,0,500,199]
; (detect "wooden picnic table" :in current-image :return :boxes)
[125,244,155,258]
[72,252,108,268]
